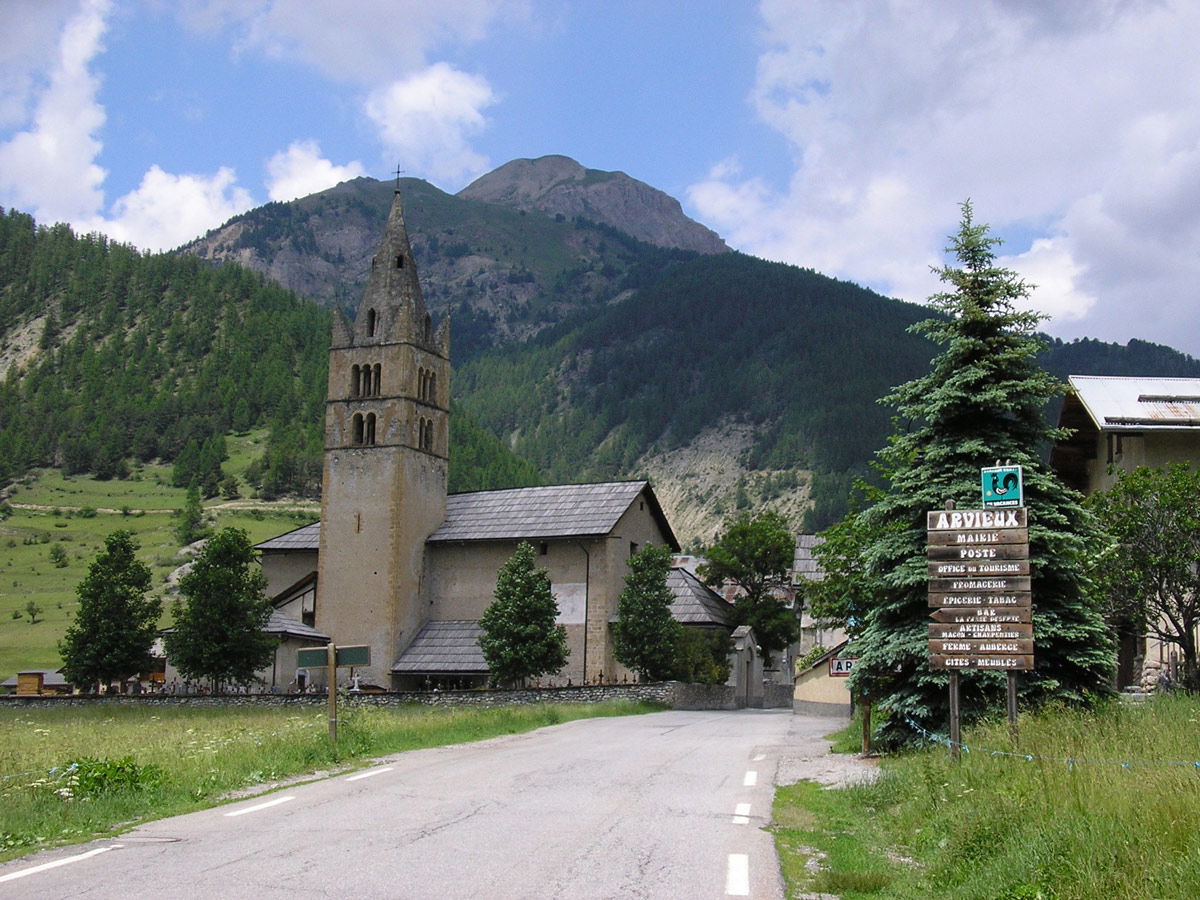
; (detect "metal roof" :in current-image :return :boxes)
[429,481,677,546]
[390,621,487,673]
[256,521,320,552]
[1069,375,1200,431]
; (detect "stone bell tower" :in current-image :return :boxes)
[316,185,450,687]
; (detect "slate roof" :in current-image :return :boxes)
[793,535,826,583]
[390,621,486,673]
[256,521,320,552]
[256,482,679,553]
[1,669,70,690]
[1068,375,1200,431]
[428,481,678,547]
[665,568,735,627]
[264,611,329,642]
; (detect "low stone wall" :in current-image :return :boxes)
[1,681,797,711]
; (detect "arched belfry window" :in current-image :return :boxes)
[423,314,432,343]
[396,254,405,269]
[366,309,377,337]
[372,364,381,396]
[365,413,377,445]
[352,413,364,446]
[351,364,361,398]
[429,372,437,406]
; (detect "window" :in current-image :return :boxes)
[366,309,377,337]
[372,364,381,396]
[351,364,360,398]
[629,541,639,558]
[539,542,549,556]
[418,417,434,452]
[396,254,404,269]
[423,314,432,343]
[365,413,376,445]
[352,413,364,446]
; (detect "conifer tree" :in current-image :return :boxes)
[59,531,161,692]
[844,202,1114,746]
[613,544,680,682]
[478,541,568,686]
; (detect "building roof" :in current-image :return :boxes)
[255,521,320,552]
[428,481,678,547]
[793,534,826,583]
[264,611,329,642]
[1,669,69,688]
[257,482,679,553]
[1068,375,1200,431]
[665,568,735,627]
[390,621,487,673]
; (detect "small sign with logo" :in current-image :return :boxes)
[829,657,855,677]
[981,465,1024,507]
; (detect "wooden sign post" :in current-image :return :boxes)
[297,644,371,742]
[928,506,1032,753]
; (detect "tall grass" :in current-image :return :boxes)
[0,700,657,860]
[774,695,1200,899]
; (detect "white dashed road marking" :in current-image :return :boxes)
[732,803,751,825]
[347,767,393,782]
[224,795,295,817]
[743,770,757,787]
[0,845,120,883]
[725,853,750,896]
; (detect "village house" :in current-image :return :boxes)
[252,185,731,690]
[1050,374,1200,689]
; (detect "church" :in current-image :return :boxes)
[254,185,731,690]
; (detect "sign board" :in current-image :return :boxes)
[828,657,855,677]
[981,465,1023,507]
[928,506,1033,672]
[296,645,371,668]
[297,646,329,668]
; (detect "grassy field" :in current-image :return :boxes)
[0,699,658,860]
[773,695,1200,899]
[0,433,318,678]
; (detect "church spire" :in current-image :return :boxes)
[354,185,430,347]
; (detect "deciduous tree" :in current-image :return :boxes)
[59,531,161,691]
[699,510,798,665]
[612,544,680,682]
[478,541,568,686]
[1088,463,1200,691]
[164,528,276,691]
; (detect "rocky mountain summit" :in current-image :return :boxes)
[457,155,729,254]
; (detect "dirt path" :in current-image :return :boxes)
[775,713,880,788]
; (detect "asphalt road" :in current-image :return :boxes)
[0,708,849,899]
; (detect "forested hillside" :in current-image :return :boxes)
[0,208,537,497]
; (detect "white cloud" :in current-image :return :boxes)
[0,0,110,225]
[0,0,79,128]
[87,165,253,251]
[178,0,528,83]
[364,63,497,187]
[692,0,1200,352]
[266,140,366,202]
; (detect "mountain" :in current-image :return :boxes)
[179,158,726,361]
[457,155,729,254]
[8,162,1200,544]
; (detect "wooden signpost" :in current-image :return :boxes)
[928,504,1032,755]
[297,644,371,742]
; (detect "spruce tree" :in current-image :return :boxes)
[478,541,568,687]
[59,531,161,692]
[613,544,680,682]
[845,202,1114,746]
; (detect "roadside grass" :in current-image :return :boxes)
[0,699,658,861]
[773,694,1200,899]
[0,457,317,677]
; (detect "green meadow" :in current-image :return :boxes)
[0,431,318,678]
[774,695,1200,899]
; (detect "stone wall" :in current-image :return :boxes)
[0,681,800,711]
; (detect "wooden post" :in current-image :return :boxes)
[327,643,338,743]
[1007,670,1019,743]
[860,698,872,755]
[948,670,961,761]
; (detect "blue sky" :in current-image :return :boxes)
[3,1,1200,354]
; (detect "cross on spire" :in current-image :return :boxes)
[394,165,405,190]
